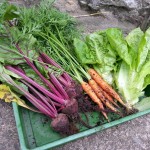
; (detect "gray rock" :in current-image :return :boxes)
[79,0,150,10]
[89,0,143,9]
[78,0,150,27]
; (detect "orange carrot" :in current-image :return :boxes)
[89,78,119,108]
[88,79,119,113]
[103,90,120,108]
[81,81,109,121]
[88,68,126,107]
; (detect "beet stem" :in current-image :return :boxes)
[40,53,72,82]
[22,80,57,114]
[15,44,63,98]
[38,57,69,100]
[13,66,25,74]
[58,76,69,87]
[4,76,56,118]
[49,73,69,100]
[6,66,65,105]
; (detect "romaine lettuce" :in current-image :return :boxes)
[108,28,150,106]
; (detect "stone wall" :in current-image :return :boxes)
[79,0,150,30]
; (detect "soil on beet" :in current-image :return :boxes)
[51,113,70,133]
[51,113,79,135]
[65,81,83,99]
[62,99,78,115]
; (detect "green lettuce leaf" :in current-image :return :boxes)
[115,61,144,105]
[134,97,150,111]
[74,31,116,84]
[86,32,116,66]
[106,28,131,66]
[74,38,97,64]
[114,27,150,106]
[125,28,144,68]
[143,75,150,89]
[137,28,150,71]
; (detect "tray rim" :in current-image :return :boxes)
[12,102,150,150]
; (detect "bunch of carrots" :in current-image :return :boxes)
[81,68,126,121]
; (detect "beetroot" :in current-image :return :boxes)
[65,88,76,99]
[51,113,70,132]
[74,83,83,98]
[62,99,78,115]
[65,81,83,99]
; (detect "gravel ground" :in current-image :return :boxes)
[0,101,20,150]
[1,0,150,150]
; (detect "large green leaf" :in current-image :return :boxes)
[115,61,145,105]
[86,32,116,66]
[125,28,144,68]
[134,97,150,111]
[106,28,131,66]
[143,74,150,89]
[0,26,38,65]
[137,28,150,71]
[114,27,150,106]
[74,38,97,64]
[74,31,117,84]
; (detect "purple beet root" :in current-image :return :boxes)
[51,113,70,132]
[65,88,76,99]
[65,81,83,99]
[62,99,78,115]
[65,81,76,98]
[75,83,83,98]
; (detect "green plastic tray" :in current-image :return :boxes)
[13,99,150,150]
[13,85,150,150]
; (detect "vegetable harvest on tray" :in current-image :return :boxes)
[0,1,150,135]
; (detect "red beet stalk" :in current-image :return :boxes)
[22,80,57,114]
[4,75,57,118]
[5,66,66,105]
[15,44,63,98]
[40,52,72,83]
[38,57,69,100]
